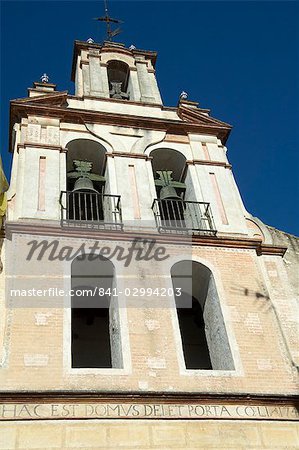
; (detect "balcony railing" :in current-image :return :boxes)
[152,199,216,235]
[60,191,123,230]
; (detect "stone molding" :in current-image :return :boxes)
[17,143,65,153]
[4,222,287,256]
[10,102,231,151]
[106,152,153,161]
[186,160,232,169]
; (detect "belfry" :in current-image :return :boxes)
[0,15,298,449]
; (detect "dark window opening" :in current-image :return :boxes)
[176,296,212,369]
[71,255,120,369]
[72,306,111,368]
[171,260,235,371]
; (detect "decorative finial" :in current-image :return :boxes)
[129,45,136,50]
[87,37,94,43]
[94,0,123,41]
[41,73,49,83]
[180,91,188,100]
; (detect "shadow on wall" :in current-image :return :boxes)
[231,282,271,313]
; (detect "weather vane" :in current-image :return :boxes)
[94,0,123,41]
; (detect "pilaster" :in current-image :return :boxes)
[135,58,156,103]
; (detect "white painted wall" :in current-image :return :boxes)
[8,119,250,236]
[13,147,61,221]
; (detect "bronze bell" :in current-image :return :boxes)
[160,185,181,201]
[73,177,98,193]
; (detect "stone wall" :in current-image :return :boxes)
[1,419,298,449]
[266,226,299,300]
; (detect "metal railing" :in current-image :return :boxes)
[151,199,216,235]
[60,191,123,230]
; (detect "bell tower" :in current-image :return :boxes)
[1,26,298,450]
[73,40,162,104]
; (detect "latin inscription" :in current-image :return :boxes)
[0,403,298,421]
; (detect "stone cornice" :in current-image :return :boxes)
[4,222,287,257]
[10,102,231,152]
[186,160,232,169]
[0,391,297,404]
[66,97,209,114]
[80,95,162,108]
[182,160,232,181]
[106,152,153,161]
[17,143,65,153]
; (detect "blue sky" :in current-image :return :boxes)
[1,1,298,235]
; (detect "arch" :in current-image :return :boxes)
[171,260,234,370]
[146,142,192,160]
[65,139,107,223]
[101,53,135,68]
[71,254,122,368]
[66,139,107,184]
[107,60,130,100]
[150,148,186,182]
[150,148,189,228]
[61,129,123,154]
[61,137,123,227]
[245,218,265,241]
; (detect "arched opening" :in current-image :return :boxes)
[61,139,123,227]
[150,148,216,234]
[66,139,107,223]
[176,295,212,369]
[71,254,122,368]
[150,148,186,187]
[66,139,106,191]
[171,260,234,370]
[150,148,187,228]
[107,60,130,100]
